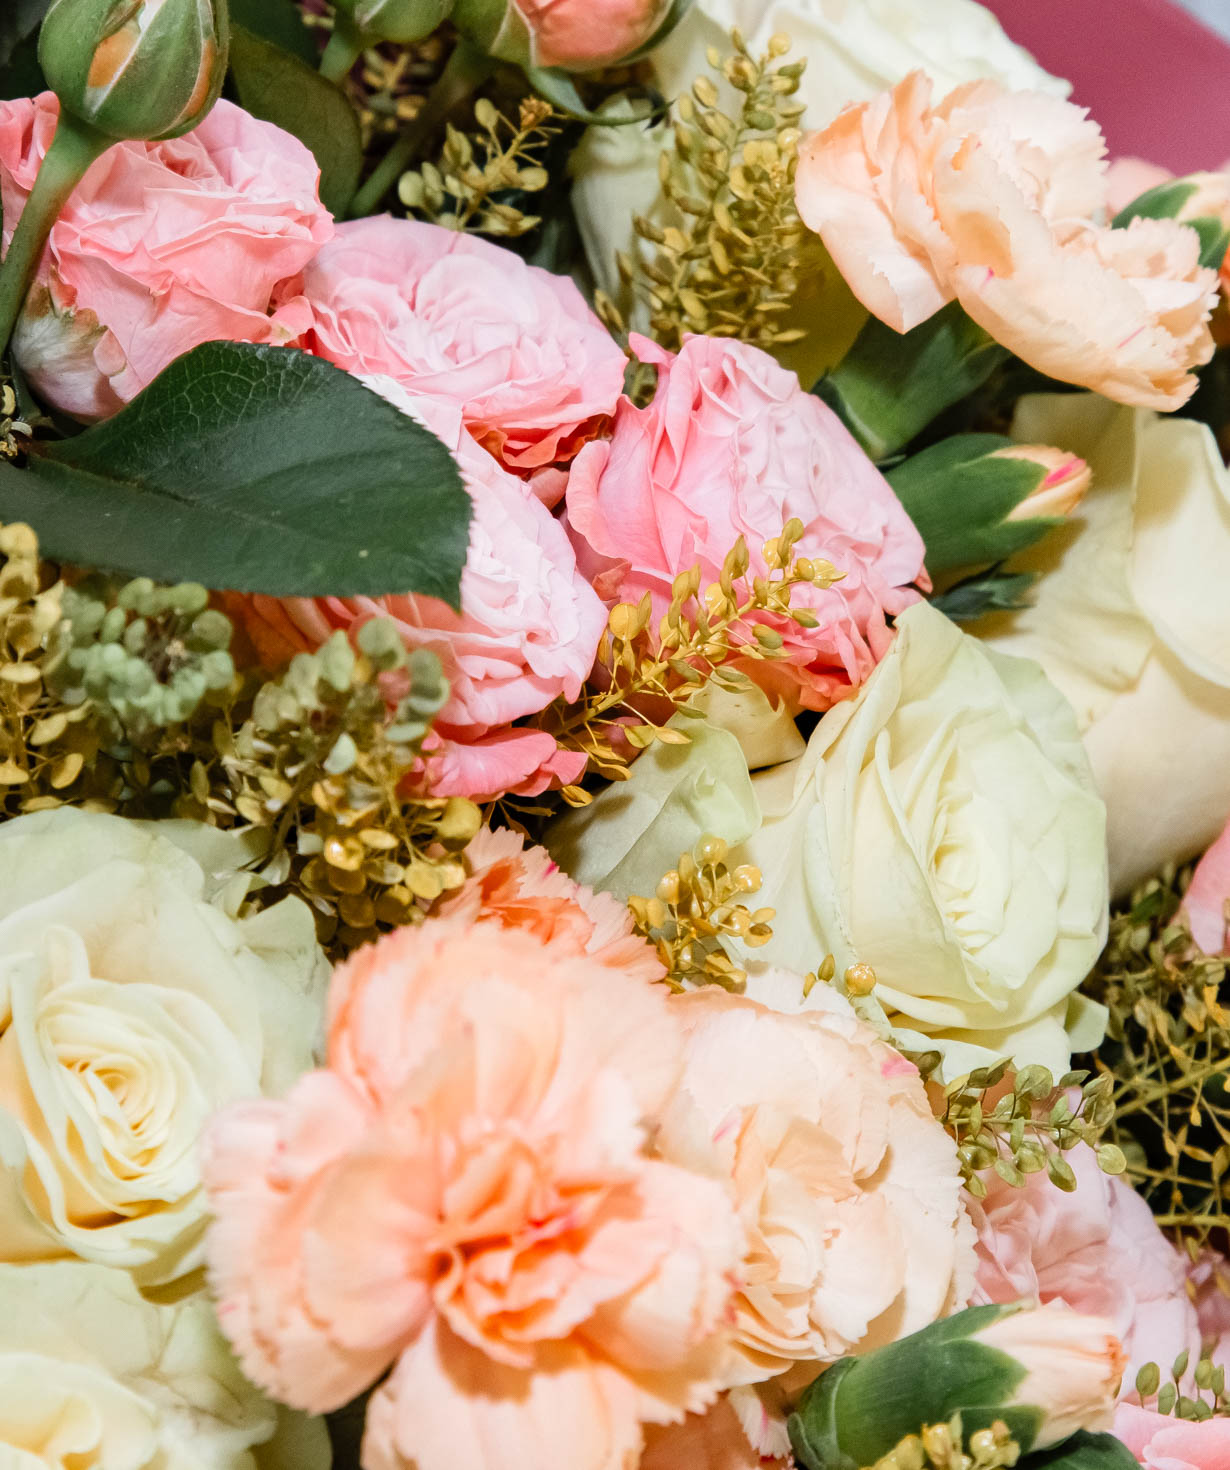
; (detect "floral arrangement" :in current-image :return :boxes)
[3,1,1230,1469]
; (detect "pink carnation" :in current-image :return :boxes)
[283,215,627,475]
[795,73,1217,410]
[233,391,605,803]
[437,826,666,984]
[971,1143,1199,1392]
[204,921,743,1470]
[564,334,927,713]
[1115,1405,1230,1470]
[0,94,332,420]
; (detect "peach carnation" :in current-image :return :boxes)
[0,94,332,420]
[204,921,743,1470]
[564,333,928,713]
[437,826,666,984]
[284,215,627,474]
[795,72,1217,410]
[654,979,974,1462]
[233,391,606,803]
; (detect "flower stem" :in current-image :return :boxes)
[0,113,111,362]
[346,41,492,219]
[319,17,366,85]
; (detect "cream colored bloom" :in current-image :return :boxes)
[0,809,328,1285]
[572,0,1067,346]
[975,394,1230,894]
[0,1259,329,1470]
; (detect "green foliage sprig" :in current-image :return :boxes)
[1135,1352,1230,1421]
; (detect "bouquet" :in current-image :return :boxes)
[1,2,1229,1469]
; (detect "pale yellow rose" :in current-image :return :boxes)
[0,809,328,1286]
[975,394,1230,894]
[0,1260,330,1470]
[551,605,1108,1076]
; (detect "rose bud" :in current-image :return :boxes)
[789,1303,1126,1470]
[451,0,691,72]
[39,0,229,142]
[996,445,1093,521]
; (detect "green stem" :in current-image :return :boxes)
[319,17,366,85]
[0,113,111,361]
[346,42,491,219]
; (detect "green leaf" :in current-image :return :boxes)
[0,0,48,71]
[227,0,318,63]
[0,341,471,600]
[0,29,44,99]
[521,65,660,124]
[930,571,1037,623]
[1024,1432,1141,1470]
[887,433,1060,577]
[815,302,1008,461]
[229,24,362,216]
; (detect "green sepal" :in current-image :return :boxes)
[886,433,1060,578]
[814,303,1008,462]
[789,1305,1037,1470]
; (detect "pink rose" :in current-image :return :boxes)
[1115,1405,1230,1470]
[233,388,606,803]
[509,0,675,69]
[795,73,1217,410]
[564,333,927,713]
[284,215,627,476]
[971,1143,1199,1392]
[0,94,332,420]
[1182,814,1230,954]
[204,919,744,1470]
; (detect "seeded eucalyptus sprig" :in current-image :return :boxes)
[937,1060,1126,1198]
[1134,1352,1230,1421]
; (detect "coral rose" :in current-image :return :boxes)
[971,1143,1199,1393]
[795,73,1217,410]
[204,920,744,1470]
[0,94,332,421]
[454,0,681,71]
[654,979,973,1462]
[564,333,927,712]
[437,826,666,983]
[285,215,626,476]
[1115,1405,1230,1470]
[234,388,606,803]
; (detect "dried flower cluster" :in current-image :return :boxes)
[1135,1353,1230,1421]
[936,1059,1125,1199]
[863,1417,1021,1470]
[1084,871,1230,1239]
[398,96,559,236]
[627,834,773,990]
[0,382,32,460]
[541,518,840,798]
[611,30,820,354]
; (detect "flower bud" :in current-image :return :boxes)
[452,0,690,73]
[995,446,1092,521]
[331,0,452,44]
[789,1304,1125,1470]
[39,0,228,143]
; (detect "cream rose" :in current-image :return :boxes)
[0,810,328,1286]
[550,604,1108,1076]
[974,394,1230,895]
[572,0,1067,344]
[0,1259,329,1470]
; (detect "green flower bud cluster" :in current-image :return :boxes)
[48,576,234,738]
[1136,1351,1230,1421]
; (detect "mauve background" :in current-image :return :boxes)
[983,0,1230,173]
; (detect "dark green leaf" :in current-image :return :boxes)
[0,29,44,100]
[930,570,1037,622]
[229,25,362,216]
[0,0,48,72]
[227,0,318,63]
[887,433,1060,577]
[0,342,471,600]
[814,302,1008,461]
[1024,1432,1141,1470]
[521,65,660,124]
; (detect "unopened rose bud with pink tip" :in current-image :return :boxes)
[452,0,690,72]
[996,445,1093,521]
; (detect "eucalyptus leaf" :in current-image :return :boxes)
[229,24,362,215]
[0,341,471,600]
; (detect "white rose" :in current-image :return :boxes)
[551,604,1108,1076]
[0,809,329,1285]
[974,393,1230,894]
[573,0,1068,337]
[0,1259,330,1470]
